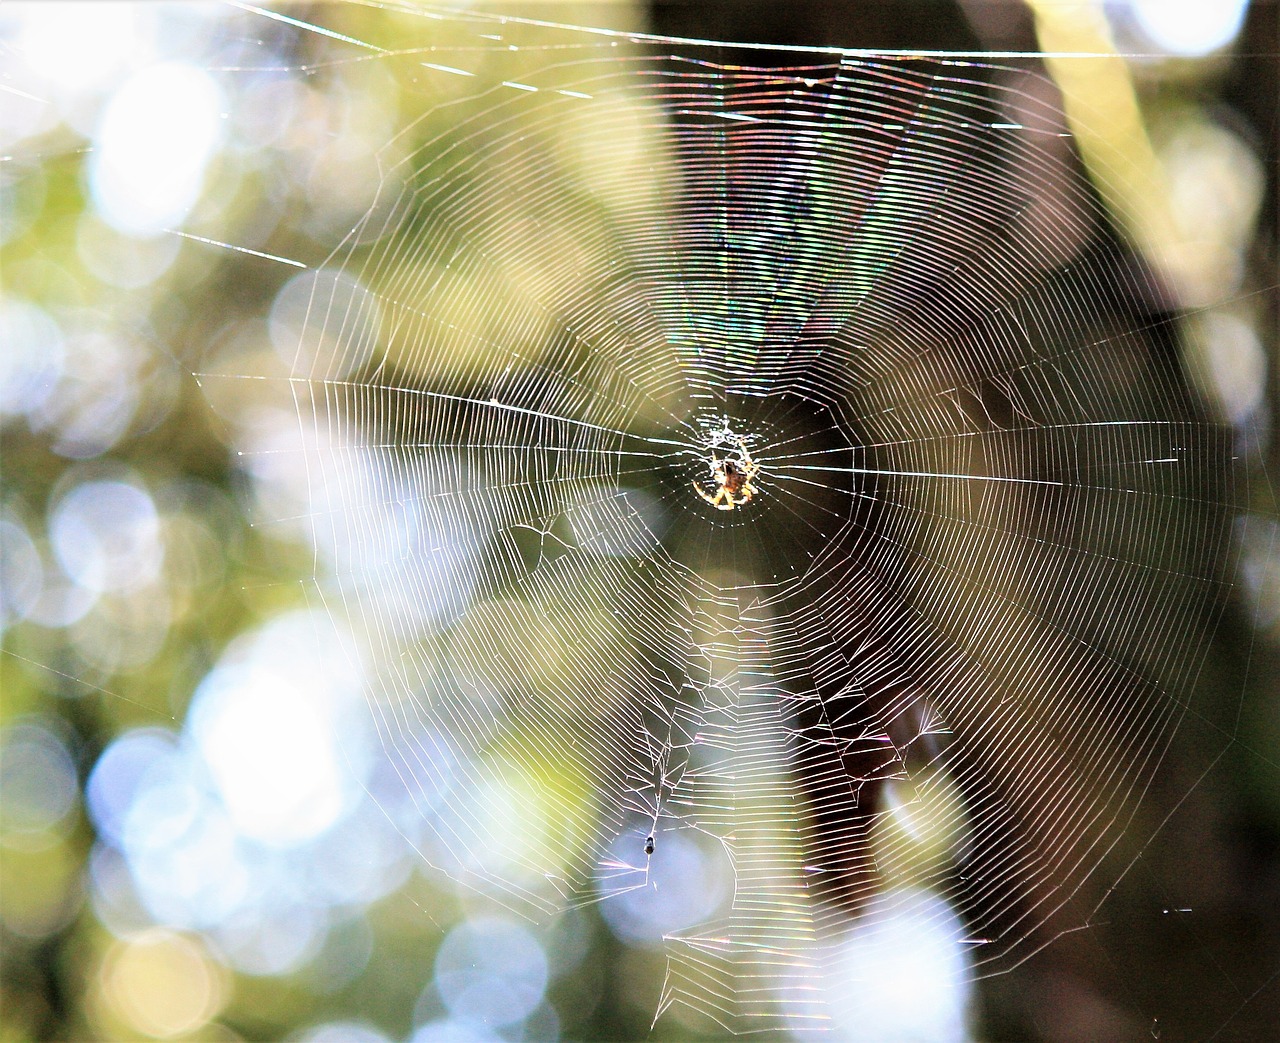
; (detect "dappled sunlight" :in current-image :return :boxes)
[1,3,1274,1042]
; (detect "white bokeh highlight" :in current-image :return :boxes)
[90,62,224,235]
[50,479,163,594]
[823,889,972,1043]
[1128,0,1249,56]
[188,612,365,847]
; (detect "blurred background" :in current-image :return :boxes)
[0,2,1276,1041]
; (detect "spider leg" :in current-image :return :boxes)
[693,481,720,506]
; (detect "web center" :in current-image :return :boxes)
[691,426,761,512]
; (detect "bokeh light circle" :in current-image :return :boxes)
[433,917,549,1029]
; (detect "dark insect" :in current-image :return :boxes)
[644,835,655,855]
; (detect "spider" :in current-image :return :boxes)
[693,439,760,511]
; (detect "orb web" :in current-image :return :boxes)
[239,8,1238,1034]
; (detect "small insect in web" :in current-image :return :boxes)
[693,438,761,511]
[644,835,655,855]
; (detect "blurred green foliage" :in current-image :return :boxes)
[1,3,1276,1042]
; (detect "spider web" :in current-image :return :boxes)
[220,5,1240,1034]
